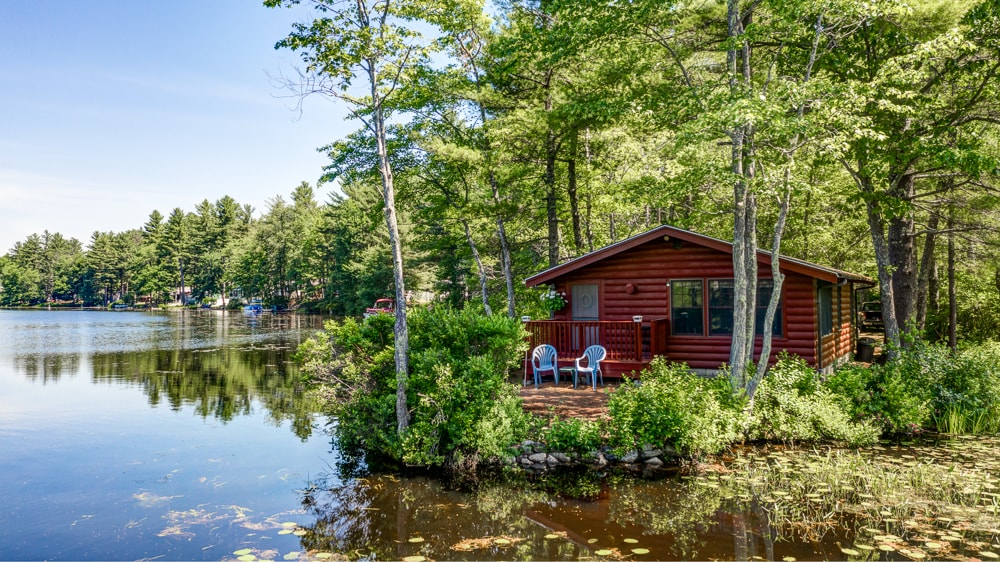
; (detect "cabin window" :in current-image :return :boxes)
[755,280,782,336]
[703,279,783,337]
[671,280,704,335]
[818,284,833,336]
[708,280,735,335]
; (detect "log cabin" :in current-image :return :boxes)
[524,225,873,379]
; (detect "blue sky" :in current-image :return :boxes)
[0,0,352,253]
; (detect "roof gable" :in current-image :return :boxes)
[525,225,871,286]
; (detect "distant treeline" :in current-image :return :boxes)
[3,0,1000,341]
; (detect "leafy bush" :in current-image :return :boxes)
[541,417,604,454]
[295,307,530,467]
[607,359,741,457]
[930,342,1000,434]
[825,341,1000,436]
[749,354,878,446]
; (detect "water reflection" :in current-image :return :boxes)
[291,469,837,561]
[0,309,337,561]
[1,309,326,439]
[14,352,82,382]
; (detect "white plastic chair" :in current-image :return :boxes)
[530,344,559,388]
[574,345,607,390]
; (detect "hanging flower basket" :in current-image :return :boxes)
[540,287,567,312]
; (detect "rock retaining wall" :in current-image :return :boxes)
[510,440,681,476]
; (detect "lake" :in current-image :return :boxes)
[3,309,999,561]
[0,309,331,561]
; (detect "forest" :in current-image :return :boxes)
[1,0,999,346]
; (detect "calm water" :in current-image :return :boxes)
[0,309,331,561]
[4,310,996,561]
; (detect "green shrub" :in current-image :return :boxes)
[541,417,604,454]
[607,359,741,457]
[825,340,1000,436]
[294,307,530,467]
[749,354,878,446]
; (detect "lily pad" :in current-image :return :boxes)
[402,557,426,562]
[980,551,1000,559]
[282,552,299,561]
[595,549,613,556]
[238,556,257,562]
[234,549,253,556]
[587,538,599,544]
[292,530,307,537]
[544,533,560,539]
[408,537,425,544]
[840,548,860,556]
[623,538,639,544]
[278,529,293,535]
[631,548,650,555]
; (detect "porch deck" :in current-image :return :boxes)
[519,381,610,421]
[522,318,669,380]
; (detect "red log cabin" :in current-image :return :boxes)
[524,225,873,379]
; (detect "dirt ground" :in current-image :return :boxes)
[518,379,612,421]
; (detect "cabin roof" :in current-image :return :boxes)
[525,225,873,286]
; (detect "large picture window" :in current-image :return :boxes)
[671,280,704,335]
[674,278,782,337]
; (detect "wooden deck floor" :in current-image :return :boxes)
[518,380,613,422]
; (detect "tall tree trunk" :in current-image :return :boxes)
[750,175,791,402]
[179,258,186,305]
[567,128,584,251]
[861,174,902,355]
[584,129,595,252]
[727,0,758,391]
[888,173,917,338]
[544,71,560,267]
[368,61,409,435]
[463,219,492,315]
[947,209,957,351]
[915,212,939,330]
[545,134,560,267]
[465,50,515,318]
[928,258,940,333]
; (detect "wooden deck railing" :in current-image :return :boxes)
[525,318,670,362]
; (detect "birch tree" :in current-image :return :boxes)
[267,0,438,434]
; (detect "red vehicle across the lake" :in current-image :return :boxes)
[364,298,395,318]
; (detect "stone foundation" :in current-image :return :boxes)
[510,440,682,476]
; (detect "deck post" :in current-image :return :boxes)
[633,316,642,361]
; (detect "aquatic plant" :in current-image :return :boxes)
[711,437,1000,558]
